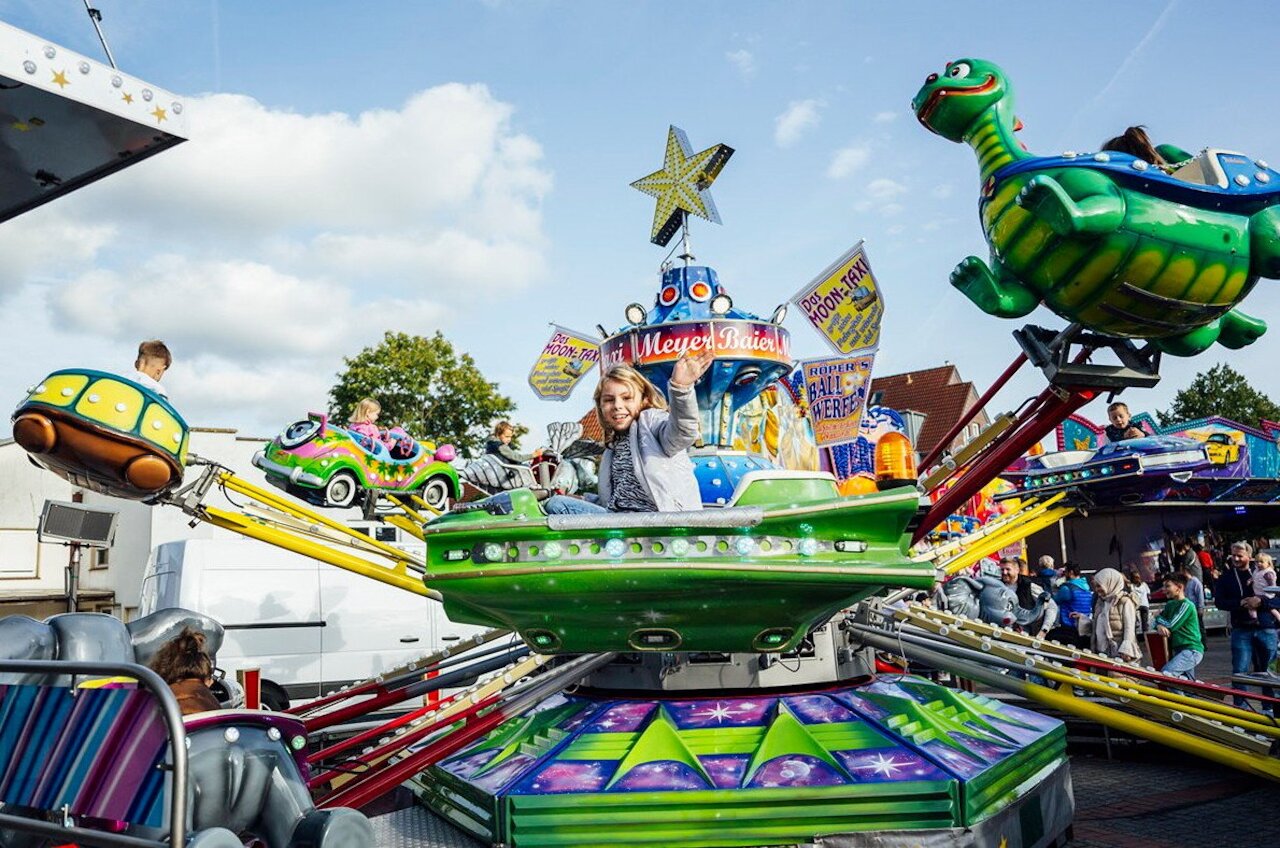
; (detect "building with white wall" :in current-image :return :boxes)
[0,427,299,621]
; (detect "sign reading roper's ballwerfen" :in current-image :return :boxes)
[802,354,875,447]
[600,320,791,370]
[528,325,601,400]
[790,240,884,356]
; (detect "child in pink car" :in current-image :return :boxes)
[348,397,416,458]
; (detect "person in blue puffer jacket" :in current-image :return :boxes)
[1048,562,1094,647]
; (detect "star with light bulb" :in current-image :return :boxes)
[631,125,733,246]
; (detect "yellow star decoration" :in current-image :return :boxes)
[1073,438,1093,450]
[151,106,167,123]
[122,92,133,104]
[630,125,734,246]
[51,70,69,89]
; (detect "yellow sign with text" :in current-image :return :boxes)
[528,325,601,401]
[791,240,884,356]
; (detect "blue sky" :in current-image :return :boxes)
[1,0,1278,445]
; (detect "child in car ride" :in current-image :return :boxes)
[544,350,712,515]
[348,397,415,458]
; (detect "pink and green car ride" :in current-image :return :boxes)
[253,412,460,511]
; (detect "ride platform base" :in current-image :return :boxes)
[410,674,1072,848]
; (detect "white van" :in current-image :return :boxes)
[138,534,484,710]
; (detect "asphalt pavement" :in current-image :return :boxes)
[1064,632,1280,847]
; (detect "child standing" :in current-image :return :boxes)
[1155,574,1204,680]
[545,351,712,515]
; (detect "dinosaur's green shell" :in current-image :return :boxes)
[983,171,1254,339]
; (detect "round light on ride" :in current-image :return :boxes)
[690,281,712,301]
[604,538,626,558]
[734,536,755,556]
[874,431,918,488]
[482,542,504,562]
[659,285,680,307]
[798,538,819,557]
[670,538,690,557]
[625,303,648,325]
[543,541,562,559]
[709,293,733,315]
[770,303,788,325]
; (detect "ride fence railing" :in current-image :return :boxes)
[0,659,187,848]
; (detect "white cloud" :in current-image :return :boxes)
[51,256,446,360]
[826,144,870,179]
[872,111,897,124]
[774,99,823,148]
[867,178,907,199]
[0,83,553,435]
[726,49,756,78]
[932,184,955,200]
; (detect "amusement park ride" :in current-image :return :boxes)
[2,19,1280,847]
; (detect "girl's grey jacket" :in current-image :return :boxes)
[597,382,703,512]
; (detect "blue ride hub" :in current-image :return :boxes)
[601,265,793,449]
[411,675,1072,848]
[691,449,774,506]
[600,265,795,505]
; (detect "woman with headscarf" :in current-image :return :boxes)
[1090,568,1142,662]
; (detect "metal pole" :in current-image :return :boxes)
[81,0,118,69]
[66,543,81,613]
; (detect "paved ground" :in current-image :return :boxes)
[1064,632,1280,847]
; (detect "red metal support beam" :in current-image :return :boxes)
[912,386,1095,545]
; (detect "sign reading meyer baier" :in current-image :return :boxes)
[791,240,883,356]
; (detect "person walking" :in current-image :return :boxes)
[1215,542,1280,711]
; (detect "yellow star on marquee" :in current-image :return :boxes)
[51,70,69,89]
[122,92,134,104]
[151,106,167,123]
[631,125,733,246]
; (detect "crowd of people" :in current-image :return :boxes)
[977,539,1280,702]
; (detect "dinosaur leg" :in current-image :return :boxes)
[950,255,1039,318]
[1015,173,1124,236]
[1216,308,1267,349]
[1153,318,1221,356]
[1248,206,1280,278]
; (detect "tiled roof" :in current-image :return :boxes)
[578,408,603,443]
[871,364,989,456]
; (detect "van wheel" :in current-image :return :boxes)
[421,475,453,511]
[259,680,290,712]
[324,471,359,508]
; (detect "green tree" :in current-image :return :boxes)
[329,331,517,455]
[1156,363,1280,428]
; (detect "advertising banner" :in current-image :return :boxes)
[600,320,791,370]
[802,354,875,447]
[527,325,601,401]
[791,240,884,356]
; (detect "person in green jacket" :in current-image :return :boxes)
[1155,574,1204,680]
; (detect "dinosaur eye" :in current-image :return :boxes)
[948,62,971,79]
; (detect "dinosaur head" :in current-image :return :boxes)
[912,58,1011,142]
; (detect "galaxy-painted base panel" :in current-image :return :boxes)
[413,675,1069,848]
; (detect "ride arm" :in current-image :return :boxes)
[1016,168,1125,236]
[652,381,702,457]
